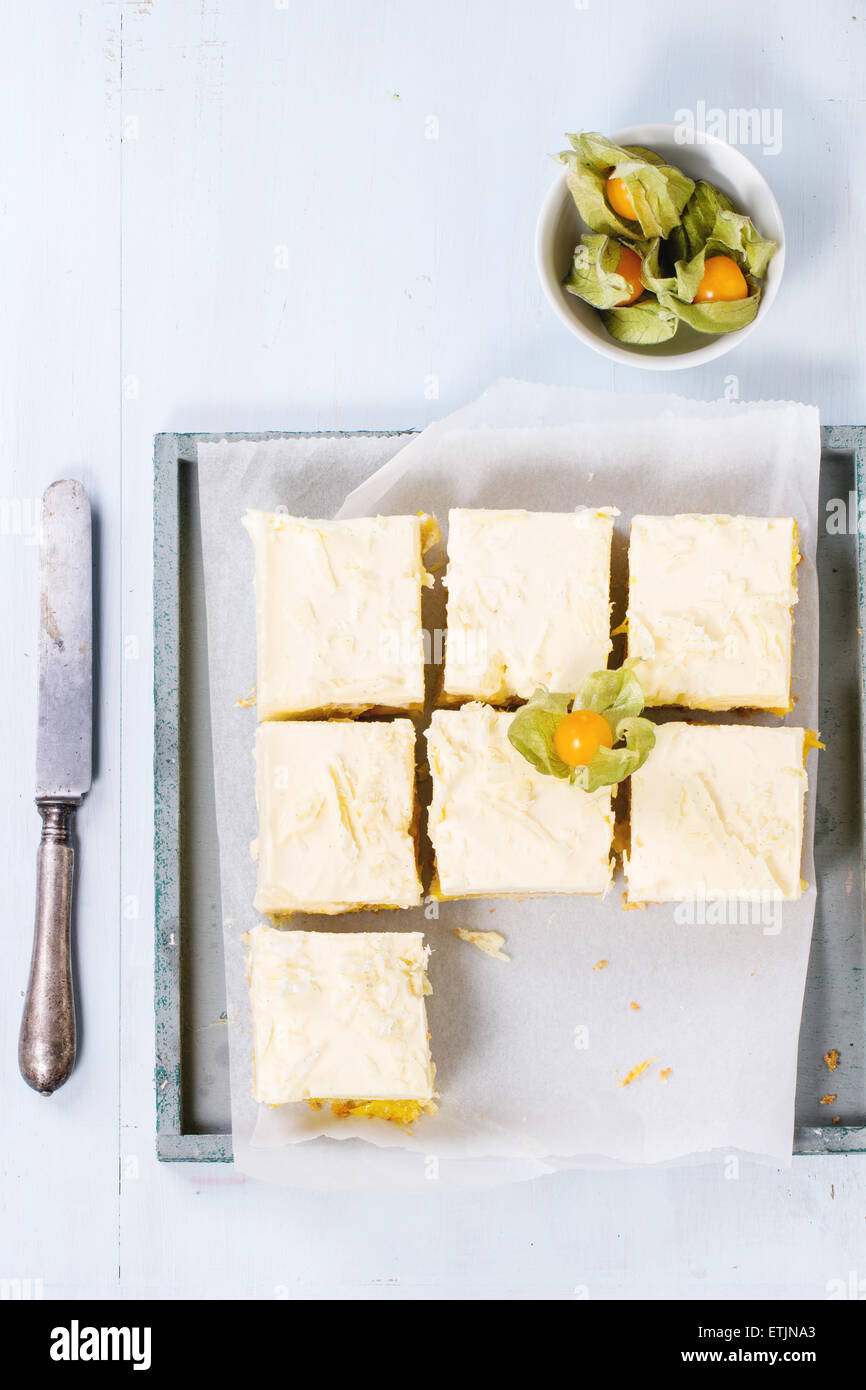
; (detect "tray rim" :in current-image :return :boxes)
[154,430,415,1162]
[153,425,866,1163]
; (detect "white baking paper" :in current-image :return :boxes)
[196,384,822,1190]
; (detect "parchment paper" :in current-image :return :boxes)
[197,383,822,1190]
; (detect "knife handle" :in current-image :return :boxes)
[19,799,78,1094]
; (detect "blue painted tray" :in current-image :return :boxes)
[153,427,866,1162]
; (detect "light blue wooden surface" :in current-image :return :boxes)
[2,0,866,1299]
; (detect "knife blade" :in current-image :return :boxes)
[20,480,92,1094]
[35,480,92,799]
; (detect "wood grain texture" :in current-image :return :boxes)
[0,0,122,1299]
[2,0,866,1299]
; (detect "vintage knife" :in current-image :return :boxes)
[19,480,92,1094]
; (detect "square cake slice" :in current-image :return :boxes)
[626,513,799,711]
[253,720,422,914]
[625,723,810,903]
[442,508,615,703]
[246,927,435,1107]
[244,510,437,719]
[426,704,615,898]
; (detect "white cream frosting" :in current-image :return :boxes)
[245,927,435,1105]
[253,720,422,914]
[626,514,798,711]
[426,704,615,898]
[442,508,616,702]
[625,723,808,902]
[243,510,435,719]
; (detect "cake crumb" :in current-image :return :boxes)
[593,959,608,972]
[630,1001,640,1012]
[236,686,257,708]
[824,1049,840,1072]
[619,1057,657,1087]
[453,928,510,962]
[659,1067,672,1082]
[820,1094,837,1105]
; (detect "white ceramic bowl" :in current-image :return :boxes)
[535,123,785,370]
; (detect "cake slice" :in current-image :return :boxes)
[244,510,438,719]
[246,927,436,1117]
[253,719,422,914]
[426,703,615,899]
[625,722,811,903]
[626,513,799,711]
[442,508,615,703]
